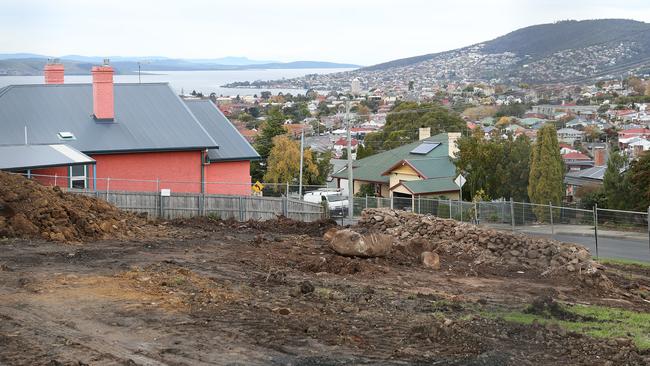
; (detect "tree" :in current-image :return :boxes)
[603,151,630,210]
[461,106,497,121]
[366,102,465,151]
[528,124,564,221]
[627,77,646,95]
[251,107,287,181]
[313,151,332,185]
[456,132,531,201]
[355,184,376,197]
[626,152,650,211]
[356,144,375,159]
[495,103,527,118]
[263,136,318,188]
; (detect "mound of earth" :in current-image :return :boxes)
[0,171,154,242]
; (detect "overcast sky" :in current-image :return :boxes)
[2,0,650,65]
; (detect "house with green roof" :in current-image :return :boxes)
[332,131,461,199]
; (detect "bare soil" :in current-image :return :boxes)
[1,217,649,365]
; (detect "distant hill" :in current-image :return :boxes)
[360,19,650,84]
[0,54,360,76]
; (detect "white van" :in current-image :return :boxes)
[303,189,348,210]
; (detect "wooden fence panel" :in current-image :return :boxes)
[66,189,324,223]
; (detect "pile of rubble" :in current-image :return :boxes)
[0,171,152,242]
[358,208,604,276]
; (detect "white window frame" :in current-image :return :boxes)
[69,165,87,189]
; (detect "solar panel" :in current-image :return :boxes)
[410,142,440,155]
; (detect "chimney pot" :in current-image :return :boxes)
[92,63,114,121]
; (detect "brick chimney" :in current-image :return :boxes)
[44,59,64,84]
[418,127,431,140]
[593,147,606,167]
[92,59,114,121]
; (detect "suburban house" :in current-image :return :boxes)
[562,151,593,172]
[564,166,607,201]
[556,128,584,145]
[332,129,460,200]
[0,61,259,195]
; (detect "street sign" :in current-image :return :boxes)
[160,188,171,197]
[454,175,466,188]
[252,181,265,193]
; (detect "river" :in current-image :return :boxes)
[0,68,353,96]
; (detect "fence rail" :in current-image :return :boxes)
[70,189,325,222]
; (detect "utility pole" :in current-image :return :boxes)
[346,100,354,218]
[298,127,305,198]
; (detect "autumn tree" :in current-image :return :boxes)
[528,124,564,221]
[461,106,497,121]
[263,135,318,190]
[251,107,287,181]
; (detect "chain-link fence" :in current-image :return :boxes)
[338,195,650,262]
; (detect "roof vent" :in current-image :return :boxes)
[57,131,76,140]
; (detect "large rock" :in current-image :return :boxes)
[328,229,393,257]
[421,251,440,269]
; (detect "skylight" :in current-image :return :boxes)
[57,131,76,140]
[410,142,440,155]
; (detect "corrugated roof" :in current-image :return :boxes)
[183,99,260,162]
[0,83,218,154]
[332,133,455,183]
[0,144,94,170]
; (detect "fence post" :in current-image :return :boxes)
[448,199,452,219]
[549,201,554,235]
[418,196,421,214]
[460,200,463,222]
[593,203,599,259]
[283,195,288,217]
[106,177,110,202]
[647,206,649,256]
[365,195,368,210]
[510,198,515,232]
[474,201,478,224]
[239,196,244,222]
[390,196,394,210]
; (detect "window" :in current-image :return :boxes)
[70,165,86,189]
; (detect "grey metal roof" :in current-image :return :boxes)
[183,99,260,162]
[0,83,218,154]
[0,144,95,171]
[566,166,606,180]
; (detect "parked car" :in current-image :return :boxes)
[303,189,348,210]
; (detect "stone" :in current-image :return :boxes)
[328,229,392,257]
[300,281,315,294]
[322,227,339,242]
[509,250,521,257]
[421,251,440,270]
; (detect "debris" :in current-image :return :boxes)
[421,251,441,269]
[328,229,393,257]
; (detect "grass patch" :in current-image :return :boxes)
[599,257,650,269]
[486,303,650,350]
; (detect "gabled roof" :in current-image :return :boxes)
[562,152,591,160]
[0,144,94,171]
[381,158,455,179]
[397,177,459,195]
[183,99,260,162]
[332,133,455,183]
[0,83,218,154]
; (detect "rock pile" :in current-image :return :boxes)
[359,208,603,276]
[0,171,152,242]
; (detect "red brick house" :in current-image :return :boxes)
[0,61,259,195]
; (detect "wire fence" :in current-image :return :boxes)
[9,172,650,262]
[329,195,650,262]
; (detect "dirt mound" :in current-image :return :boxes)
[172,215,337,237]
[0,171,154,242]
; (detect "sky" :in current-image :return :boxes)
[2,0,650,66]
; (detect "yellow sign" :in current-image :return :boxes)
[252,181,265,193]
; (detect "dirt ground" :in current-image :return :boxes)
[1,217,649,365]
